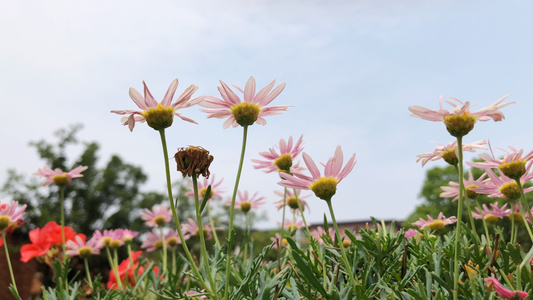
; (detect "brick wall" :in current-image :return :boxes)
[0,232,38,300]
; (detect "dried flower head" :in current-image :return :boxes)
[175,146,214,178]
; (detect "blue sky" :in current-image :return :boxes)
[2,1,533,229]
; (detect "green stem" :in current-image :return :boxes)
[511,216,517,244]
[326,199,358,290]
[475,200,491,242]
[224,125,249,300]
[293,188,311,238]
[452,136,465,300]
[207,204,221,249]
[159,226,167,275]
[106,246,123,290]
[83,258,93,290]
[192,173,216,292]
[2,231,19,297]
[280,187,287,237]
[158,129,213,297]
[516,179,533,243]
[516,204,533,243]
[59,186,69,298]
[243,213,249,265]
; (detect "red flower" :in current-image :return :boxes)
[107,251,159,290]
[20,221,82,263]
[20,227,53,262]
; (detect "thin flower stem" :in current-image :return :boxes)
[452,136,465,300]
[511,217,517,244]
[224,125,249,300]
[293,188,311,238]
[452,165,480,245]
[158,129,214,298]
[280,187,287,237]
[474,200,491,242]
[59,186,69,298]
[106,246,123,290]
[192,173,216,292]
[326,199,358,290]
[2,231,19,297]
[516,180,533,242]
[159,226,167,274]
[516,204,533,243]
[207,204,221,249]
[83,258,93,290]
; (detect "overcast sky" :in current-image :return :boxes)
[2,1,533,229]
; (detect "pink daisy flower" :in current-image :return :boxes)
[66,235,101,259]
[252,135,305,174]
[111,79,204,131]
[270,233,288,249]
[279,146,356,201]
[485,277,528,299]
[227,190,266,213]
[0,201,26,230]
[409,96,513,122]
[33,166,88,187]
[200,76,288,128]
[310,226,335,245]
[117,229,139,244]
[416,140,487,167]
[92,229,123,249]
[468,145,533,180]
[409,96,514,137]
[273,189,310,214]
[413,212,457,231]
[440,171,488,202]
[471,202,511,223]
[141,205,172,227]
[404,228,420,240]
[182,218,220,240]
[141,229,166,252]
[471,167,533,202]
[277,218,304,231]
[185,174,226,201]
[165,229,186,246]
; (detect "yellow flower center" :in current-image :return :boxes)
[440,148,458,166]
[154,240,164,249]
[102,237,111,246]
[274,154,293,173]
[53,173,69,187]
[194,228,210,237]
[167,237,179,246]
[78,247,94,259]
[123,236,133,244]
[230,102,261,127]
[499,160,526,181]
[240,202,252,213]
[199,187,212,200]
[0,216,11,230]
[287,224,299,231]
[109,239,121,249]
[465,184,479,200]
[508,212,523,222]
[500,181,521,202]
[443,112,477,137]
[142,103,175,130]
[154,216,167,227]
[484,214,499,223]
[286,197,299,210]
[310,177,338,201]
[342,239,351,247]
[428,220,446,231]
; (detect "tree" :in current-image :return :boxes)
[1,124,174,235]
